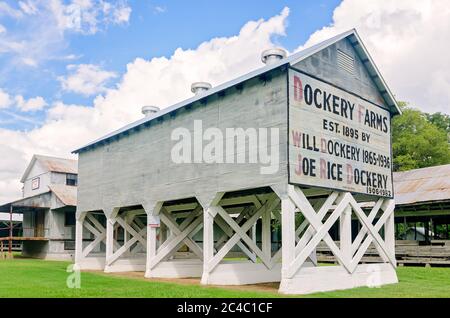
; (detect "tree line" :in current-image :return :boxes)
[392,102,450,171]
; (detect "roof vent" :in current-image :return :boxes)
[191,82,212,95]
[337,49,355,75]
[261,48,287,65]
[141,105,160,117]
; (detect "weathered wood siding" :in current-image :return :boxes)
[292,38,387,109]
[77,70,288,216]
[22,162,51,198]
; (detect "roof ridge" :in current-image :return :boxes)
[35,154,77,162]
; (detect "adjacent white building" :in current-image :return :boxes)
[0,155,78,260]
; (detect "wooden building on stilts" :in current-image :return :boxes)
[73,29,401,294]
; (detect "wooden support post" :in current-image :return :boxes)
[201,207,215,284]
[281,195,296,278]
[385,199,396,263]
[143,201,162,278]
[414,222,417,240]
[160,223,167,246]
[251,223,257,261]
[432,218,437,240]
[146,226,157,276]
[74,213,85,265]
[105,218,115,267]
[123,214,130,254]
[262,206,271,258]
[340,205,352,264]
[8,205,12,258]
[445,223,450,240]
[199,192,224,285]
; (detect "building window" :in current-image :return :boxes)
[66,174,78,186]
[65,211,76,226]
[31,177,40,190]
[64,241,75,250]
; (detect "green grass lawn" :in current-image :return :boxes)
[0,258,449,298]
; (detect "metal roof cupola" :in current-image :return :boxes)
[141,105,160,117]
[261,48,287,65]
[191,82,212,95]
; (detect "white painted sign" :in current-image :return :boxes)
[288,69,393,197]
[148,215,160,228]
[31,177,40,190]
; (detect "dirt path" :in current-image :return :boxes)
[88,270,280,293]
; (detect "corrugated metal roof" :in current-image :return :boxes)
[73,28,400,154]
[394,164,450,205]
[48,184,77,206]
[0,191,52,212]
[36,155,78,174]
[20,154,78,183]
[0,184,77,211]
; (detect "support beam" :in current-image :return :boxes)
[340,205,352,265]
[105,217,116,270]
[201,206,215,284]
[8,205,12,257]
[74,213,86,265]
[262,206,271,257]
[281,196,296,278]
[199,192,224,285]
[384,199,396,262]
[143,201,163,278]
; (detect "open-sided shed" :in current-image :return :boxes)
[73,29,400,294]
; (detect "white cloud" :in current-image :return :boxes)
[50,0,132,35]
[92,6,290,124]
[154,6,166,14]
[59,64,118,96]
[0,2,24,19]
[0,24,6,34]
[296,0,450,113]
[0,7,290,203]
[0,88,47,111]
[0,88,12,108]
[15,95,47,112]
[19,0,38,15]
[21,57,38,67]
[0,109,40,125]
[112,4,131,23]
[0,1,132,68]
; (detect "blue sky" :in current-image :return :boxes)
[0,0,340,131]
[1,0,449,203]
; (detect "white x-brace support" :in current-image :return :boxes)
[283,185,396,279]
[148,205,204,270]
[106,213,147,266]
[203,195,281,274]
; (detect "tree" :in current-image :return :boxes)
[392,102,450,171]
[426,112,450,134]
